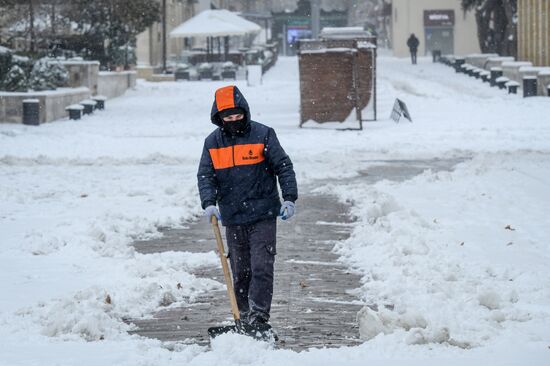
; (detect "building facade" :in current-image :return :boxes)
[391,0,480,57]
[136,0,210,68]
[518,0,550,66]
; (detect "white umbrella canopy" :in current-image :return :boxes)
[170,10,261,38]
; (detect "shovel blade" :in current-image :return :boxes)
[208,325,238,338]
[208,322,278,342]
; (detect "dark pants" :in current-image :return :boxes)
[410,50,417,64]
[225,218,277,323]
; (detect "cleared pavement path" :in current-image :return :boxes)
[126,158,464,350]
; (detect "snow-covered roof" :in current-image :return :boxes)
[320,27,372,40]
[170,10,261,38]
[300,47,357,55]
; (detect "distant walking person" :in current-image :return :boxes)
[407,33,420,65]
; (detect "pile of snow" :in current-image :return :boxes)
[329,152,550,352]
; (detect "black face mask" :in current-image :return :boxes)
[223,117,247,135]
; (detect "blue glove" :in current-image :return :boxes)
[204,205,221,221]
[279,201,295,220]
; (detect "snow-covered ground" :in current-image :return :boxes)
[1,55,549,365]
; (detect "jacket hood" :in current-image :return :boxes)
[210,85,251,128]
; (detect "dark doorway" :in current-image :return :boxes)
[425,27,454,55]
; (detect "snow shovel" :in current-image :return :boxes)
[207,215,276,342]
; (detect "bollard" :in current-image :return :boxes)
[490,67,503,87]
[496,76,509,90]
[432,50,441,63]
[22,99,40,126]
[80,99,97,114]
[91,95,107,110]
[454,57,465,72]
[65,104,84,120]
[523,76,537,97]
[506,81,519,94]
[547,84,550,97]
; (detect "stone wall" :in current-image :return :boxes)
[0,87,90,124]
[97,71,137,99]
[465,54,499,69]
[59,61,136,99]
[60,61,100,95]
[501,61,533,83]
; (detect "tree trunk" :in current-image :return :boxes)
[29,0,35,53]
[473,0,517,56]
[51,1,56,37]
[502,0,517,57]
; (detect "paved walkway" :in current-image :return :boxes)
[126,158,464,350]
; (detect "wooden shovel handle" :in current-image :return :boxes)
[211,215,241,321]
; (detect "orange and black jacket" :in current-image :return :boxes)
[197,85,297,226]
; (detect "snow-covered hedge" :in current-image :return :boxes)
[0,55,69,92]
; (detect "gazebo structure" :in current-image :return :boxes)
[170,10,261,62]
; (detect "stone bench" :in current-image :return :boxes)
[484,56,515,70]
[501,61,533,83]
[465,53,499,69]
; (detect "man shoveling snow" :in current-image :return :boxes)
[197,85,298,339]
